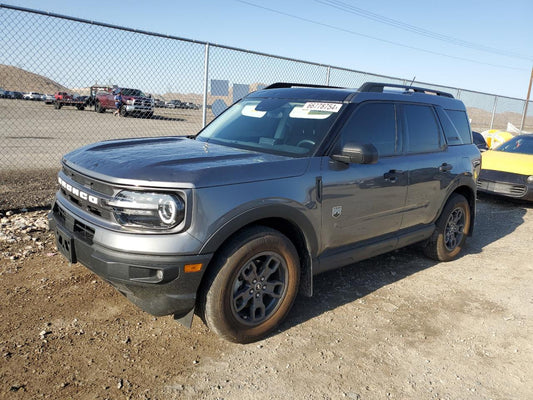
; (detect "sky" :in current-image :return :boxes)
[2,0,532,99]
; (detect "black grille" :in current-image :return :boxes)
[477,180,527,198]
[60,165,115,222]
[62,165,115,196]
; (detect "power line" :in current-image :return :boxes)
[235,0,530,71]
[316,0,532,61]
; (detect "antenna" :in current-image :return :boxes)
[409,76,416,87]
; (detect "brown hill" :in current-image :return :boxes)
[0,64,68,94]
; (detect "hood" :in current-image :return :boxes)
[63,137,309,188]
[481,150,533,175]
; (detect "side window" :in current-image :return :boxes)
[445,110,472,144]
[403,104,443,153]
[436,107,463,145]
[339,102,399,157]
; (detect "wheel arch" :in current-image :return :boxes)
[443,182,476,236]
[199,206,318,297]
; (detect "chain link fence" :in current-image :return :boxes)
[1,4,532,175]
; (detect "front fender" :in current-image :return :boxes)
[199,203,319,257]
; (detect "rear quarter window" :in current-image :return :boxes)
[444,109,472,145]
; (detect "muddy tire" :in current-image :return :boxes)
[423,194,470,262]
[198,226,300,343]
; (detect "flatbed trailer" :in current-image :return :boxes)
[53,98,86,110]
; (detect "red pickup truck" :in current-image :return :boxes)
[53,92,86,110]
[95,87,154,118]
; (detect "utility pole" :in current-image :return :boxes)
[520,66,533,132]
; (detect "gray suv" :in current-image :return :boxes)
[49,82,481,343]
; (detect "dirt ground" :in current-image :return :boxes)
[0,195,531,400]
[0,99,204,170]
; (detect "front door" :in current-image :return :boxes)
[320,102,408,253]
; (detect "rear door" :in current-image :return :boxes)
[400,103,453,228]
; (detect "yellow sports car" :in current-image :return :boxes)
[477,135,533,201]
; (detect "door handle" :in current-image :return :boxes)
[384,170,404,183]
[439,163,453,172]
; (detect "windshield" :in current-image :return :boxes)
[197,98,344,157]
[495,136,533,155]
[121,88,146,97]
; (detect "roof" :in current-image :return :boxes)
[248,82,465,110]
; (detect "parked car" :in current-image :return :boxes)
[153,98,166,108]
[49,82,480,343]
[183,102,200,110]
[165,99,183,108]
[95,87,154,118]
[43,94,55,104]
[23,92,43,100]
[11,91,24,100]
[477,134,533,201]
[472,131,488,152]
[0,88,6,98]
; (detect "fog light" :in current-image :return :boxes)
[527,176,533,184]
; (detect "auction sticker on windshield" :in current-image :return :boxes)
[302,102,342,112]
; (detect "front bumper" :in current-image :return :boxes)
[125,104,153,113]
[477,169,533,201]
[48,200,212,318]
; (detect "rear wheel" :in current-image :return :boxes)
[423,193,470,261]
[199,226,300,343]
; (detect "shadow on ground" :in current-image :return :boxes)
[279,196,529,334]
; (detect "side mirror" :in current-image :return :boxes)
[331,142,378,164]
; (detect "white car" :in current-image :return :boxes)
[43,94,55,104]
[23,92,44,101]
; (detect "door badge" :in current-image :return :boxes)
[332,206,342,218]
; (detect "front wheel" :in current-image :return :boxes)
[95,101,105,113]
[119,105,128,117]
[423,193,471,262]
[199,226,300,343]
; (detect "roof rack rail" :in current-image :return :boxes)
[358,82,454,98]
[264,82,345,90]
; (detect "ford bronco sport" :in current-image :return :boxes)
[49,82,481,343]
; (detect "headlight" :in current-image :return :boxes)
[527,176,533,184]
[125,99,134,105]
[107,191,184,229]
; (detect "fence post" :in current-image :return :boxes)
[202,43,210,128]
[520,100,528,132]
[490,96,498,130]
[326,66,330,86]
[520,66,533,131]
